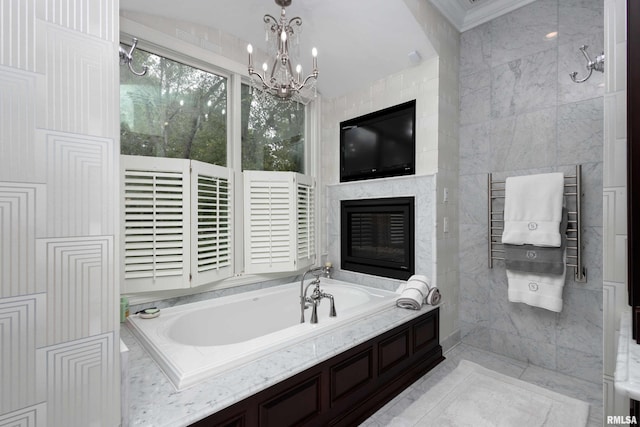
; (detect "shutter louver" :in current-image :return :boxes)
[244,171,315,274]
[121,155,190,292]
[296,175,315,269]
[190,160,233,286]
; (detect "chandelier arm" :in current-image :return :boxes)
[248,68,272,90]
[298,72,318,88]
[288,17,302,28]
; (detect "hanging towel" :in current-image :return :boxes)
[506,253,566,312]
[396,275,430,310]
[504,208,568,275]
[501,172,565,247]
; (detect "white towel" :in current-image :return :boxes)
[396,275,430,310]
[506,252,566,312]
[502,172,565,247]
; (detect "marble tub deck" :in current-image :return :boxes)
[121,305,436,427]
[361,342,602,427]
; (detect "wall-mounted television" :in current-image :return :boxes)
[340,100,416,182]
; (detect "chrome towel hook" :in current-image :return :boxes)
[570,45,604,83]
[119,37,148,76]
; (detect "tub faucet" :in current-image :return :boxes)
[300,267,337,324]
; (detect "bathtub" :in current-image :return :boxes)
[127,278,399,390]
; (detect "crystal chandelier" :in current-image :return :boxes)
[247,0,318,101]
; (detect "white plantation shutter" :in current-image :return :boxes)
[121,155,191,292]
[121,156,233,293]
[190,160,233,286]
[244,171,316,274]
[296,174,315,269]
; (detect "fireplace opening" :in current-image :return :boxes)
[341,197,415,280]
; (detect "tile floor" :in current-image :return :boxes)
[360,343,602,427]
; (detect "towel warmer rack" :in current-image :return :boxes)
[487,165,587,282]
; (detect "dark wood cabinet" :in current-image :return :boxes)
[191,308,443,427]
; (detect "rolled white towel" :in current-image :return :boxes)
[396,289,424,310]
[396,275,430,310]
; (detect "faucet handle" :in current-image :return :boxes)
[310,300,319,323]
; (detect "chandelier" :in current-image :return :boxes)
[247,0,318,101]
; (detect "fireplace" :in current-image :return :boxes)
[341,197,415,280]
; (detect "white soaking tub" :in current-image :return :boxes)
[127,278,398,390]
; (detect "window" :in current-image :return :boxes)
[120,47,228,166]
[241,84,305,172]
[119,41,316,293]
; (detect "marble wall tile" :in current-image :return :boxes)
[490,0,559,67]
[491,48,558,119]
[556,288,603,356]
[556,346,603,384]
[558,0,605,46]
[459,174,488,224]
[580,162,604,227]
[557,98,604,166]
[459,321,492,352]
[459,122,491,175]
[490,328,558,370]
[490,107,557,172]
[459,224,487,277]
[489,280,559,345]
[459,272,490,326]
[460,22,492,78]
[460,70,491,125]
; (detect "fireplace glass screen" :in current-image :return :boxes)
[341,197,414,280]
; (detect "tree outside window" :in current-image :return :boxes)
[120,47,227,166]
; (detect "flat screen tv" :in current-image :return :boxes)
[340,100,415,182]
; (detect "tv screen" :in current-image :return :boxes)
[340,100,415,182]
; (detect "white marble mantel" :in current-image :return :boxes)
[615,311,640,400]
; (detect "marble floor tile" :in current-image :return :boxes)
[360,343,601,427]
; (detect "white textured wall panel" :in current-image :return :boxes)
[36,237,114,345]
[0,0,37,71]
[41,0,117,41]
[39,23,115,137]
[0,294,45,414]
[603,188,627,284]
[0,403,47,427]
[37,333,117,427]
[41,130,115,237]
[0,67,41,182]
[0,183,46,297]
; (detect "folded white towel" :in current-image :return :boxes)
[502,172,565,247]
[396,275,430,310]
[506,252,566,312]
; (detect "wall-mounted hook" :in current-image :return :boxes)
[570,45,604,83]
[119,38,148,76]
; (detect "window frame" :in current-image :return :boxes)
[119,21,320,300]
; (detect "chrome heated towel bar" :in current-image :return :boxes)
[487,165,587,282]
